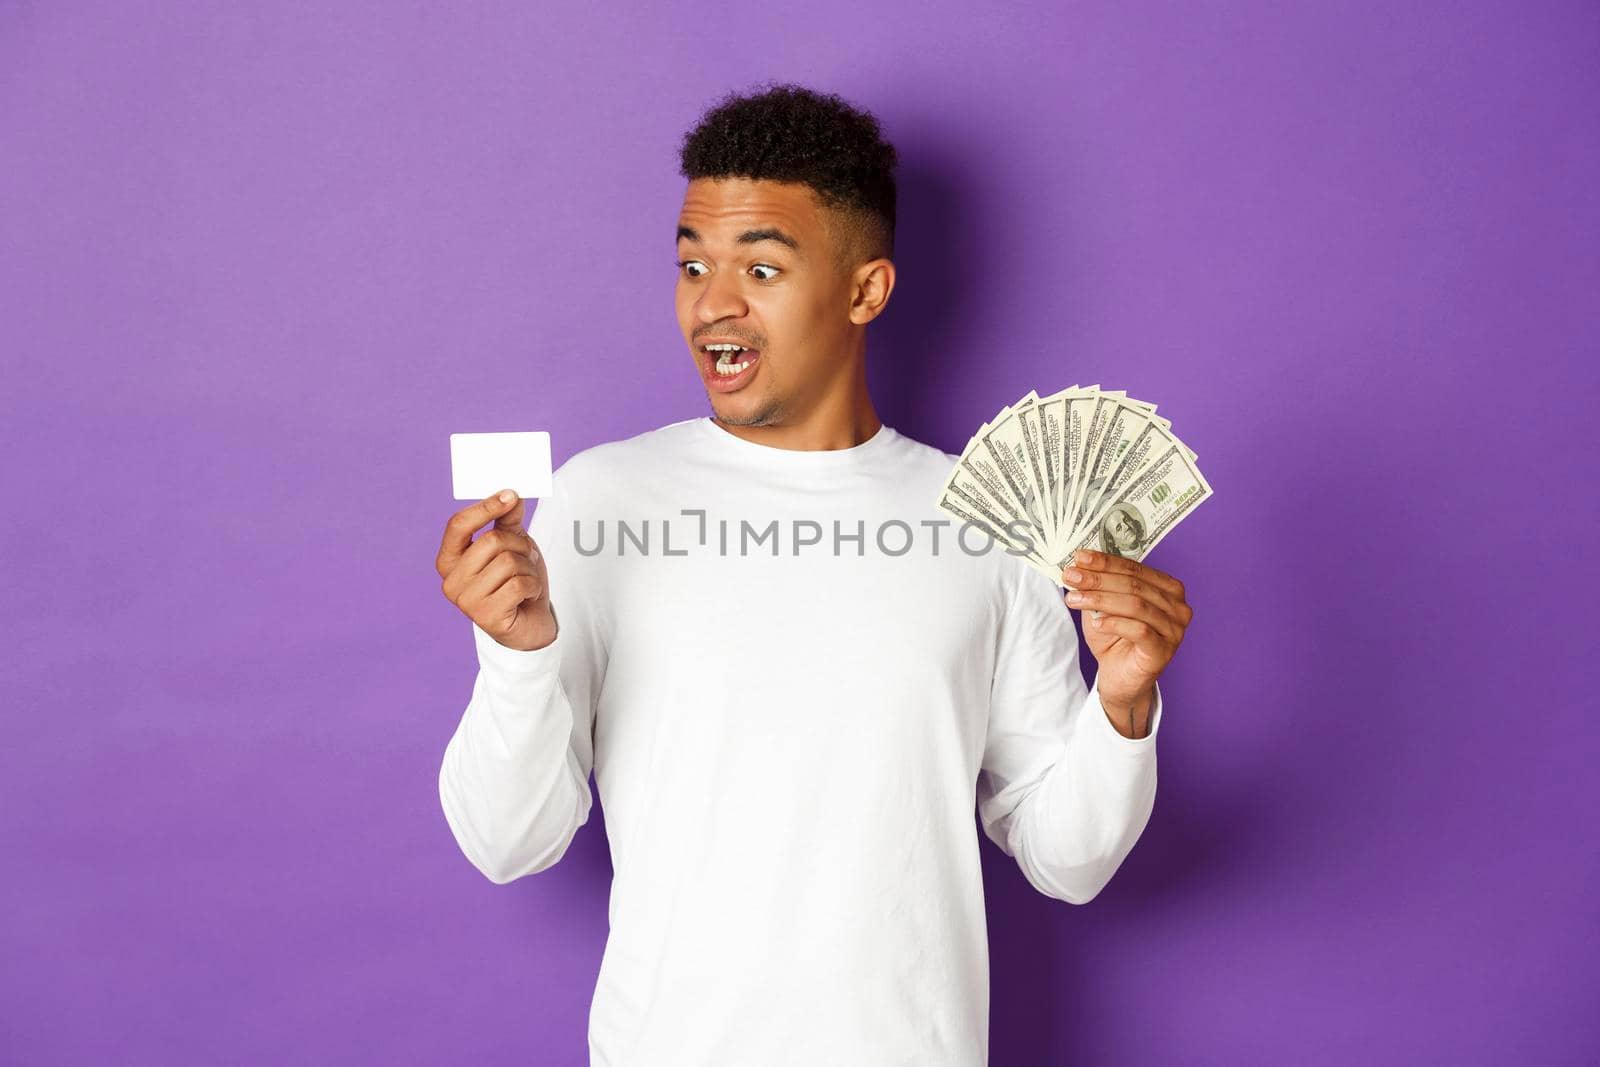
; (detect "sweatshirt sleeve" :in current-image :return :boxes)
[437,464,606,884]
[976,563,1163,904]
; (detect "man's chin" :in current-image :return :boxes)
[709,394,780,427]
[707,390,774,428]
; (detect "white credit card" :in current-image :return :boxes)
[449,431,553,499]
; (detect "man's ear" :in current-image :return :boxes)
[848,258,895,325]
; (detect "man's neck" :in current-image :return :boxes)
[711,401,882,452]
[712,351,883,452]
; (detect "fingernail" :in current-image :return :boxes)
[1062,567,1083,584]
[498,490,515,503]
[1066,590,1085,606]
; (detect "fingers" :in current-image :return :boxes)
[1087,612,1173,655]
[1063,587,1181,643]
[1066,549,1186,601]
[1061,560,1179,614]
[436,490,525,578]
[492,491,527,533]
[439,526,539,604]
[444,539,539,609]
[1060,550,1191,625]
[476,550,542,609]
[484,573,545,620]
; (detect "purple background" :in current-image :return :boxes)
[3,3,1596,1064]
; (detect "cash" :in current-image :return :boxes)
[935,386,1213,586]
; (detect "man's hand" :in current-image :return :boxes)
[436,490,558,652]
[1059,548,1191,739]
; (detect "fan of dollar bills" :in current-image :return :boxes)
[935,385,1213,586]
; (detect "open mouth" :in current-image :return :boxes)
[700,342,762,380]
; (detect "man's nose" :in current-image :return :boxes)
[696,271,749,322]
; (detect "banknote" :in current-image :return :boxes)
[935,386,1213,586]
[1064,441,1211,565]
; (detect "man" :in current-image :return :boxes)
[435,83,1192,1066]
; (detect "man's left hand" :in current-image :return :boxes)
[1059,549,1192,735]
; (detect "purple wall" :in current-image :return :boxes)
[3,3,1595,1064]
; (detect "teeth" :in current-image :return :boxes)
[714,352,754,375]
[704,343,748,352]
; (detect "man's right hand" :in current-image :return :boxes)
[436,490,558,652]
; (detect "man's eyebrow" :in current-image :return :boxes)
[676,225,801,253]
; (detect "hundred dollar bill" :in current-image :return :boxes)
[1067,393,1173,551]
[1064,389,1128,543]
[1070,397,1198,548]
[1111,397,1197,463]
[1028,385,1079,553]
[1071,414,1168,552]
[943,424,1020,528]
[937,474,1050,568]
[1012,391,1061,552]
[1064,442,1213,567]
[937,432,1052,567]
[1055,385,1099,550]
[940,385,1211,586]
[935,487,1058,580]
[974,399,1052,551]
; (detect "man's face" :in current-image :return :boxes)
[675,177,859,427]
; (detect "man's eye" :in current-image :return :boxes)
[675,259,780,281]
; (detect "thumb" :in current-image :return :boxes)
[487,489,526,533]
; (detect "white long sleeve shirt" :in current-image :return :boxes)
[438,415,1162,1066]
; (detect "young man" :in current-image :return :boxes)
[435,83,1192,1066]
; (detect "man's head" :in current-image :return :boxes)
[675,83,899,428]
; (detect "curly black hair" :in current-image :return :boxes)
[678,82,899,272]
